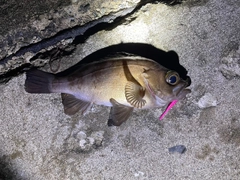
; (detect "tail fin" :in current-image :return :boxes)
[25,69,55,93]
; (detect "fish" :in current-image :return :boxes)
[25,43,191,126]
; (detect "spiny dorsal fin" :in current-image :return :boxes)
[125,81,146,108]
[108,98,134,126]
[61,93,92,115]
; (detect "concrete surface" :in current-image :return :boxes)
[0,0,143,75]
[0,0,240,179]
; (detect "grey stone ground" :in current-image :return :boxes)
[0,0,240,179]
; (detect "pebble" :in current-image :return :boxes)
[168,145,187,154]
[197,93,217,109]
[77,131,104,152]
[76,131,87,140]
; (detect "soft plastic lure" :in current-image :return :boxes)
[159,100,178,120]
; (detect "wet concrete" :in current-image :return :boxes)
[0,0,240,179]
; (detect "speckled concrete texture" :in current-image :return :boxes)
[0,0,240,179]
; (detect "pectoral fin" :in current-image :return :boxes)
[108,98,134,126]
[61,93,92,115]
[125,81,146,108]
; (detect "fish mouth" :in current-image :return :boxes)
[173,80,191,100]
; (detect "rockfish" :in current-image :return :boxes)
[25,45,191,126]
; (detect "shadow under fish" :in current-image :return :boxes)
[25,43,191,126]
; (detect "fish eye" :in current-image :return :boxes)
[165,71,180,85]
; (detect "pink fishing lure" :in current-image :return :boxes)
[159,100,178,120]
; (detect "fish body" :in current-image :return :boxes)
[25,45,191,126]
[51,57,178,107]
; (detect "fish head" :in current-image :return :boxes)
[142,68,191,105]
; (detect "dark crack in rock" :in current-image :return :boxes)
[0,0,184,80]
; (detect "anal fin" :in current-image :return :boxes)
[108,98,134,126]
[61,93,92,115]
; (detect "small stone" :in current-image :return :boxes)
[168,145,187,154]
[76,131,87,140]
[90,131,104,146]
[134,171,144,177]
[71,0,78,3]
[87,137,95,145]
[197,93,217,109]
[79,139,87,147]
[79,139,91,151]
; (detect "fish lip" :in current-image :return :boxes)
[173,81,191,99]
